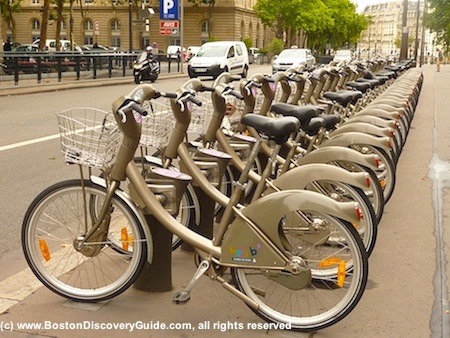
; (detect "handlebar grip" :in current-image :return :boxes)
[130,102,148,116]
[230,90,244,100]
[200,86,215,92]
[162,92,178,99]
[188,95,203,106]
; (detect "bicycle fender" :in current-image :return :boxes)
[221,190,358,268]
[329,123,392,138]
[267,163,369,194]
[321,132,392,154]
[345,115,395,128]
[354,107,400,121]
[296,146,379,172]
[90,176,154,264]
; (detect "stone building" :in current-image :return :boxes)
[1,0,271,51]
[358,0,432,60]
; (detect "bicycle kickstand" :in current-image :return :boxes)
[172,260,210,304]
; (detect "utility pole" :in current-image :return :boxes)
[129,0,133,52]
[419,0,427,66]
[400,0,409,60]
[414,0,420,62]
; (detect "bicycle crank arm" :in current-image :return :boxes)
[172,260,210,304]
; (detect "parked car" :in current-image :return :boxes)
[2,44,54,74]
[271,48,316,73]
[32,39,83,53]
[333,49,353,63]
[166,45,186,60]
[188,41,249,79]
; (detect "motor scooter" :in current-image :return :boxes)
[133,50,160,84]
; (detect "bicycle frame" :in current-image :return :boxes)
[104,83,361,274]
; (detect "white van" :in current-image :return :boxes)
[32,39,82,52]
[187,41,249,79]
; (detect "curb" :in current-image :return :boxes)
[0,72,188,97]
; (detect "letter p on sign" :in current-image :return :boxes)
[163,0,174,13]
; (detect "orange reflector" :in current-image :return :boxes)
[365,173,371,187]
[374,156,382,168]
[379,179,386,188]
[121,228,129,251]
[319,257,341,267]
[39,239,51,261]
[337,260,346,287]
[355,205,363,221]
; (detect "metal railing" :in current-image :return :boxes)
[0,51,184,86]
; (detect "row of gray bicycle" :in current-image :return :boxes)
[21,56,423,331]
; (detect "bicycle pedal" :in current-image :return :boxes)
[172,291,190,304]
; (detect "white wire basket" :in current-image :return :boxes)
[140,98,175,149]
[221,95,245,133]
[56,107,120,168]
[188,91,213,135]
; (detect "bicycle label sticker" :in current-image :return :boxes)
[229,244,261,263]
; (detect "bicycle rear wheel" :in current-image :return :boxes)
[231,212,368,331]
[22,179,147,302]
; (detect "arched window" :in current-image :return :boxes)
[200,20,209,43]
[201,21,209,34]
[84,19,94,44]
[31,19,40,41]
[31,19,40,30]
[110,19,121,48]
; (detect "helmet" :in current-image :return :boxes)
[146,46,152,54]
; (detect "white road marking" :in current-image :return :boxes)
[0,134,60,153]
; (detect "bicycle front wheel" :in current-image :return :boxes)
[22,180,147,302]
[231,212,368,332]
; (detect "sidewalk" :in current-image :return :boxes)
[0,64,448,337]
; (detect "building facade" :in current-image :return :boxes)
[358,0,433,60]
[1,0,272,52]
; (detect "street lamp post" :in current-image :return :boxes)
[129,0,133,52]
[400,0,409,60]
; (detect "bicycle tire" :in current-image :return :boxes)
[22,179,147,302]
[306,181,377,256]
[349,144,396,203]
[231,212,368,332]
[331,161,385,225]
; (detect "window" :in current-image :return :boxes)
[110,37,121,48]
[201,21,209,34]
[84,20,94,31]
[32,0,39,4]
[236,44,243,56]
[31,19,40,30]
[110,19,121,48]
[110,19,121,31]
[227,46,235,58]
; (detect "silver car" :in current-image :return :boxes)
[272,48,316,73]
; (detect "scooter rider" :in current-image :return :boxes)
[146,46,156,61]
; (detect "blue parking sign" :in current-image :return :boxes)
[160,0,179,20]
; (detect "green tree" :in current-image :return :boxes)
[254,0,365,50]
[308,0,368,53]
[0,0,21,41]
[254,0,332,47]
[426,0,450,49]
